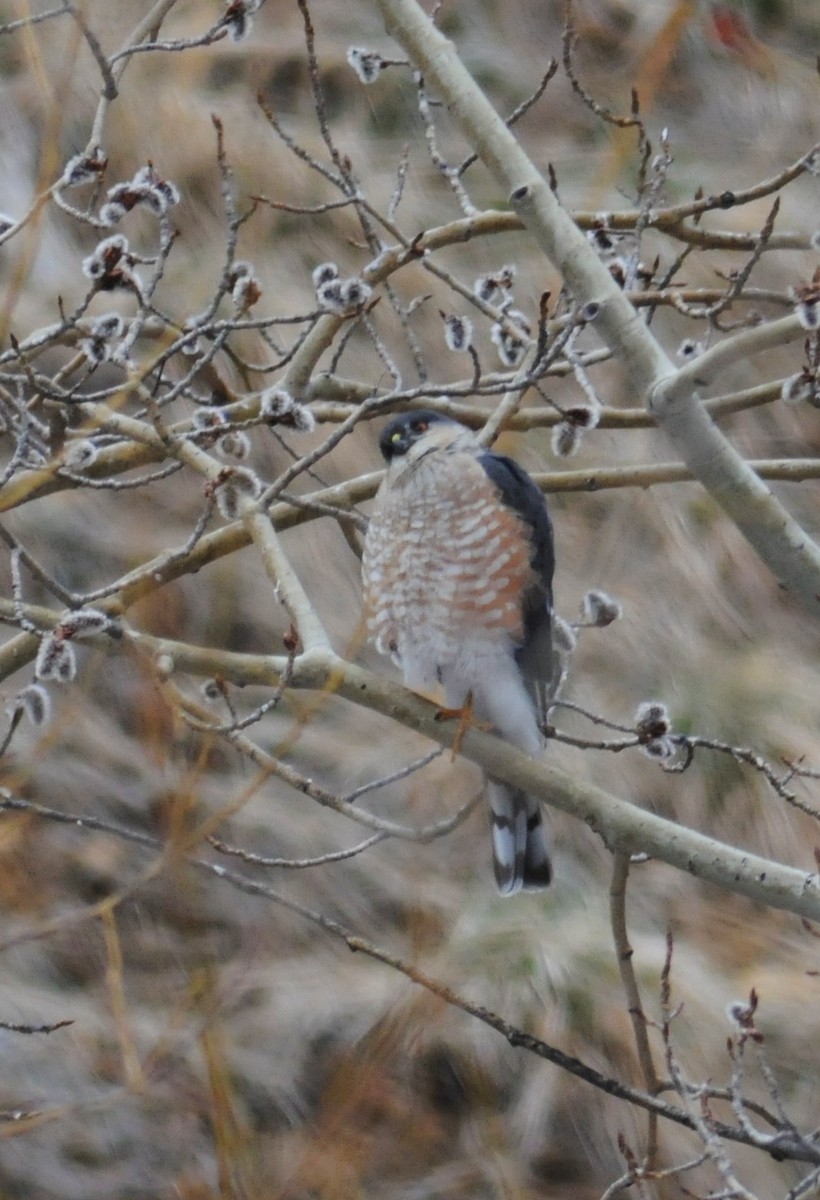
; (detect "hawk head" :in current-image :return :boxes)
[378,410,461,462]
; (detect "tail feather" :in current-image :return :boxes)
[487,782,552,896]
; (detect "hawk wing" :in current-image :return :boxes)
[476,451,555,718]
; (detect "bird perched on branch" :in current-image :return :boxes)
[362,410,555,895]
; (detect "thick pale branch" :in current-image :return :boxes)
[404,205,811,253]
[9,614,814,924]
[327,658,820,921]
[650,320,820,607]
[655,315,808,396]
[534,459,820,493]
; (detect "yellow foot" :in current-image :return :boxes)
[434,693,491,758]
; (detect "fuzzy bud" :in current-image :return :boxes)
[473,264,515,305]
[312,262,339,288]
[78,337,107,366]
[99,200,128,227]
[552,616,577,654]
[288,403,316,432]
[609,260,628,287]
[79,312,126,365]
[100,166,179,225]
[781,371,818,407]
[222,0,262,42]
[132,164,180,209]
[564,404,600,431]
[725,993,762,1041]
[231,269,262,311]
[640,735,676,762]
[490,308,530,367]
[214,467,262,520]
[551,420,581,458]
[317,276,371,315]
[586,225,624,257]
[490,321,528,368]
[795,298,819,331]
[217,430,251,460]
[90,312,125,340]
[63,440,99,470]
[497,333,526,367]
[780,373,802,405]
[474,274,499,304]
[635,700,671,742]
[57,608,114,638]
[442,313,473,353]
[259,387,315,432]
[82,234,128,277]
[140,188,166,217]
[316,279,345,313]
[505,308,530,335]
[347,46,384,85]
[789,276,820,331]
[581,589,622,626]
[60,147,107,188]
[193,407,229,432]
[340,277,371,311]
[34,635,77,684]
[7,684,52,728]
[259,387,294,419]
[81,234,137,290]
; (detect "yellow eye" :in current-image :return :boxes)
[390,431,402,443]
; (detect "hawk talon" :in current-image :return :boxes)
[434,694,491,758]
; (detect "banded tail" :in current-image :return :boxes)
[487,781,552,895]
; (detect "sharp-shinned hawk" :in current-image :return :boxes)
[362,410,554,895]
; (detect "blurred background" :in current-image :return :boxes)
[0,0,818,1195]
